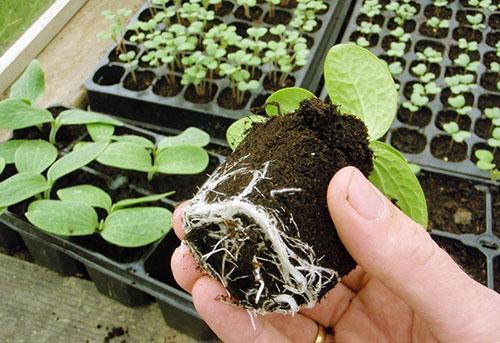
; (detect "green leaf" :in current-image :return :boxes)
[0,207,5,215]
[0,140,26,164]
[10,60,45,104]
[157,127,210,152]
[112,191,174,211]
[156,145,209,175]
[477,160,495,171]
[264,87,316,116]
[57,185,112,213]
[96,142,152,172]
[112,135,155,149]
[369,141,428,228]
[101,207,172,247]
[14,140,57,173]
[87,123,115,142]
[226,115,267,151]
[57,110,123,127]
[324,43,398,140]
[0,99,53,129]
[0,158,5,174]
[26,200,98,236]
[47,142,108,183]
[0,172,50,207]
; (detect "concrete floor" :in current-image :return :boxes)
[0,1,198,341]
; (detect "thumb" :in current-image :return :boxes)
[327,167,500,339]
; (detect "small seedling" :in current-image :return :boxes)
[416,47,443,64]
[386,1,418,26]
[388,61,403,76]
[237,0,257,19]
[387,42,406,58]
[466,13,486,30]
[448,94,472,115]
[411,63,437,83]
[266,0,281,17]
[443,121,471,143]
[119,51,139,83]
[432,0,448,6]
[475,150,496,171]
[425,17,450,30]
[488,127,500,149]
[458,38,478,52]
[390,27,411,42]
[444,74,476,94]
[467,0,498,10]
[453,53,480,72]
[97,8,132,53]
[360,0,382,17]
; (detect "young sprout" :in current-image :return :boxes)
[411,63,436,83]
[97,8,132,53]
[448,94,472,115]
[386,1,417,26]
[444,74,476,94]
[487,127,500,149]
[467,0,498,10]
[443,121,471,143]
[356,37,370,47]
[485,107,500,126]
[388,61,403,76]
[475,150,496,171]
[267,0,281,17]
[237,0,257,19]
[119,51,139,83]
[357,21,382,35]
[453,53,480,72]
[181,52,209,97]
[491,62,500,73]
[387,42,406,58]
[416,47,443,64]
[219,52,258,105]
[390,27,411,42]
[466,13,486,30]
[153,5,176,27]
[360,0,382,17]
[402,82,440,115]
[432,0,448,6]
[425,17,450,30]
[458,38,478,52]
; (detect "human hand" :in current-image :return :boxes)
[171,166,500,342]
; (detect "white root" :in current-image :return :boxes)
[183,156,339,315]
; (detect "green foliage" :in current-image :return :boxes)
[466,13,485,30]
[0,157,5,175]
[426,17,449,29]
[57,185,112,213]
[443,121,471,143]
[324,43,398,140]
[458,38,478,52]
[0,172,50,208]
[453,53,480,71]
[15,140,57,174]
[10,60,45,104]
[226,115,267,151]
[444,74,475,94]
[474,150,495,171]
[0,140,27,164]
[369,141,428,228]
[265,87,316,116]
[416,47,443,64]
[0,99,53,130]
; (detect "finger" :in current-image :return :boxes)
[328,167,500,340]
[265,313,317,343]
[340,265,367,292]
[191,276,291,342]
[171,243,204,293]
[300,282,355,327]
[173,201,189,240]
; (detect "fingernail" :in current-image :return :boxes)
[173,202,188,224]
[347,169,386,221]
[180,241,190,253]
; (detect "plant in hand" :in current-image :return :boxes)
[187,44,427,314]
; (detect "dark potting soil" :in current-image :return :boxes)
[93,65,125,86]
[478,94,500,111]
[108,45,139,63]
[152,76,183,97]
[184,84,217,104]
[419,24,449,39]
[144,230,181,287]
[263,10,292,25]
[471,143,500,166]
[435,110,471,131]
[449,45,480,62]
[397,107,432,128]
[480,73,499,92]
[123,71,156,91]
[452,27,483,43]
[440,88,474,107]
[483,52,500,70]
[104,326,129,343]
[186,98,373,309]
[210,1,234,16]
[418,171,486,234]
[217,87,251,110]
[382,36,411,53]
[387,18,416,33]
[279,0,298,9]
[455,10,484,26]
[430,135,468,162]
[486,32,499,48]
[474,117,493,139]
[489,13,500,30]
[432,235,487,286]
[349,31,379,47]
[415,39,445,54]
[390,128,426,154]
[234,5,263,21]
[424,4,452,19]
[356,14,385,26]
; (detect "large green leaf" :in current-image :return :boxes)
[0,99,53,129]
[156,145,209,175]
[324,43,398,140]
[157,127,210,152]
[57,185,112,213]
[0,140,26,164]
[226,115,267,151]
[15,140,57,173]
[369,141,428,228]
[0,158,5,174]
[111,191,175,211]
[10,60,45,104]
[0,172,50,207]
[56,109,123,127]
[101,207,172,247]
[87,123,115,142]
[47,142,108,183]
[96,142,153,172]
[265,87,316,116]
[112,135,155,149]
[26,200,98,236]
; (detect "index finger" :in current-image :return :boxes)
[172,201,189,240]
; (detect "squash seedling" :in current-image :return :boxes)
[444,74,476,95]
[237,0,257,19]
[458,38,478,52]
[425,17,450,31]
[220,51,259,105]
[97,8,132,54]
[386,1,417,26]
[443,121,471,152]
[466,13,486,31]
[448,94,472,115]
[467,0,498,10]
[453,53,480,72]
[119,51,139,83]
[187,44,427,315]
[266,0,281,18]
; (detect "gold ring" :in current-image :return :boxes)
[314,323,327,343]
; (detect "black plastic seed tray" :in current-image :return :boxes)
[0,123,223,340]
[85,1,353,140]
[338,0,499,182]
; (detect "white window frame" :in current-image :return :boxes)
[0,0,88,95]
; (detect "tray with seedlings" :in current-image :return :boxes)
[0,61,224,339]
[85,0,353,139]
[339,0,500,182]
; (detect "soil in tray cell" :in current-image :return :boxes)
[210,1,235,17]
[152,76,183,97]
[452,27,483,43]
[108,45,139,63]
[263,72,296,92]
[263,10,292,25]
[424,4,452,19]
[449,45,480,62]
[397,107,432,128]
[349,31,379,47]
[486,32,500,48]
[387,18,417,33]
[474,117,493,139]
[217,87,251,110]
[390,127,426,154]
[455,10,485,26]
[432,236,487,286]
[234,5,264,22]
[489,13,500,30]
[12,107,86,150]
[430,135,468,162]
[480,72,500,92]
[478,94,500,112]
[471,143,500,167]
[414,39,446,54]
[484,51,500,70]
[419,22,449,39]
[93,65,125,86]
[123,71,156,92]
[435,110,471,132]
[418,171,486,234]
[184,84,218,104]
